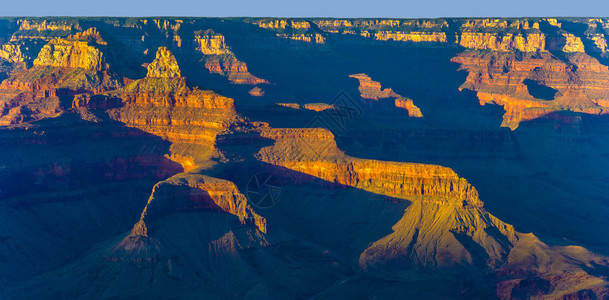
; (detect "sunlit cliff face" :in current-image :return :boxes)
[1,17,609,300]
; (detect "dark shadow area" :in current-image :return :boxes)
[209,132,410,263]
[0,112,182,198]
[0,111,183,285]
[220,161,411,263]
[523,79,558,100]
[335,110,609,256]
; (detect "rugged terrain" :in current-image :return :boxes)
[0,17,609,299]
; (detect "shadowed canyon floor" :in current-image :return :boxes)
[1,17,609,299]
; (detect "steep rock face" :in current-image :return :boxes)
[17,19,78,32]
[313,18,548,51]
[11,19,78,41]
[106,47,242,168]
[452,51,609,129]
[458,32,545,52]
[33,28,109,71]
[145,46,181,77]
[256,128,478,205]
[0,28,123,125]
[196,30,269,85]
[256,19,312,30]
[195,29,229,55]
[349,73,423,117]
[374,31,447,43]
[547,33,585,53]
[252,19,326,44]
[0,42,31,64]
[204,54,269,85]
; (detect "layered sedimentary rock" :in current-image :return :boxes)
[10,19,78,41]
[374,31,447,43]
[196,30,269,85]
[106,47,242,168]
[349,73,423,117]
[253,127,609,298]
[0,42,31,64]
[0,27,122,125]
[1,17,609,300]
[33,28,109,71]
[145,46,180,77]
[452,51,609,129]
[276,33,326,44]
[248,86,264,96]
[458,31,545,52]
[256,128,478,205]
[195,29,229,55]
[252,19,326,44]
[547,32,585,53]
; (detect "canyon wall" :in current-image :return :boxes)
[1,17,608,299]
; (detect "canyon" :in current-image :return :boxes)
[0,17,608,299]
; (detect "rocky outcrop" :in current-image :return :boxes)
[10,19,78,41]
[360,198,516,270]
[253,127,609,298]
[349,73,423,117]
[106,47,242,168]
[17,19,78,32]
[374,31,447,43]
[256,128,478,205]
[452,51,609,129]
[458,32,546,52]
[204,54,269,85]
[547,32,585,53]
[256,19,312,30]
[33,28,109,71]
[196,30,269,85]
[195,29,230,55]
[0,42,31,64]
[275,102,334,111]
[252,19,326,44]
[276,33,326,44]
[145,46,181,77]
[248,86,264,96]
[0,28,123,125]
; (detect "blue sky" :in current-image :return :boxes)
[2,0,608,17]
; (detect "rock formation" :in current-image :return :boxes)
[254,127,609,298]
[33,28,109,71]
[105,47,243,169]
[458,31,546,52]
[196,30,269,85]
[349,73,423,117]
[0,27,122,125]
[145,46,181,77]
[253,19,326,44]
[452,51,609,129]
[1,17,609,300]
[129,173,266,238]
